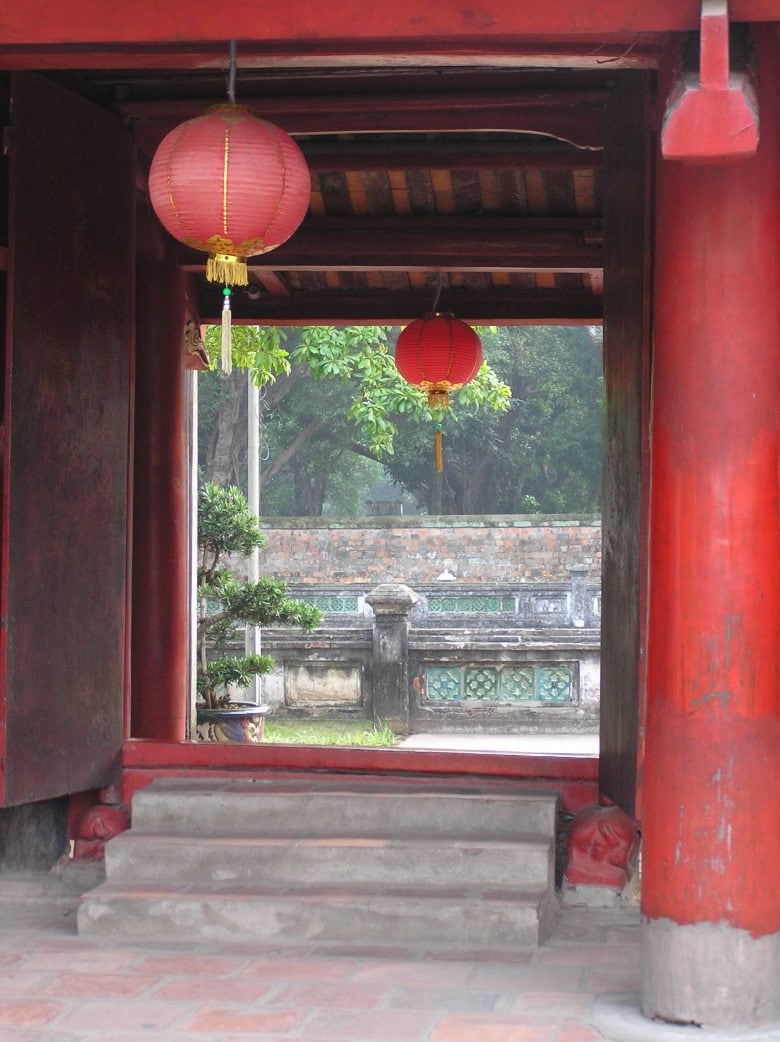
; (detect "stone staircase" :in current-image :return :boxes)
[77,774,561,950]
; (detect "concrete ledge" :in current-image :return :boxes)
[641,917,780,1029]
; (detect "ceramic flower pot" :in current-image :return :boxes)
[195,701,270,743]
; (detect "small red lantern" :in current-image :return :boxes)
[394,312,483,471]
[148,103,310,370]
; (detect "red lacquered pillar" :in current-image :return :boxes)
[641,30,780,1028]
[130,245,189,741]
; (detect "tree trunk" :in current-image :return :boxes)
[205,369,247,490]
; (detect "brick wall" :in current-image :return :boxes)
[259,515,602,585]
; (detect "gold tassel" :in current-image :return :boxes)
[221,288,233,374]
[208,254,248,286]
[434,423,443,473]
[427,389,450,411]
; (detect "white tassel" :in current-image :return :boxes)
[221,288,233,374]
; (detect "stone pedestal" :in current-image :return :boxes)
[365,583,419,734]
[568,567,590,628]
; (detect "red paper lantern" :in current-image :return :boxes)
[394,312,483,410]
[148,104,310,287]
[394,312,482,474]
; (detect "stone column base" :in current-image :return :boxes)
[641,916,780,1029]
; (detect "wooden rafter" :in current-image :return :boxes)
[196,286,602,325]
[179,216,603,274]
[126,90,607,152]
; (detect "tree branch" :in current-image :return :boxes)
[260,416,325,487]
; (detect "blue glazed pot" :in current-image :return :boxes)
[196,701,270,743]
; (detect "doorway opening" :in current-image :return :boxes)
[191,322,603,755]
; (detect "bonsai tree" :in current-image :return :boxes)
[197,482,321,709]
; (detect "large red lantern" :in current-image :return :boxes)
[148,103,310,370]
[394,312,483,472]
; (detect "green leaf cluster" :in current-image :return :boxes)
[196,482,322,707]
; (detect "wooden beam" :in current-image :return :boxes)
[125,90,607,150]
[0,0,776,49]
[254,272,291,298]
[178,216,604,274]
[300,139,604,172]
[196,286,602,325]
[0,41,664,73]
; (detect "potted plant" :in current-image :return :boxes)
[196,482,321,742]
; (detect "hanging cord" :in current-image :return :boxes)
[218,41,238,373]
[227,40,237,105]
[431,271,443,314]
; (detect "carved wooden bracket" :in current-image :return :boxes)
[662,0,758,163]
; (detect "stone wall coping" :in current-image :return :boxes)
[285,581,600,593]
[260,513,602,531]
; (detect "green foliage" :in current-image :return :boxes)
[198,482,267,574]
[197,482,322,708]
[201,324,510,515]
[199,573,322,633]
[383,326,603,514]
[200,324,601,517]
[197,654,275,699]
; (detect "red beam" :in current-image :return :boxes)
[195,287,603,325]
[178,217,604,273]
[122,737,598,781]
[128,91,606,150]
[0,40,664,72]
[0,1,777,49]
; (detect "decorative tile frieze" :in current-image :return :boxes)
[305,595,360,613]
[428,595,516,614]
[425,663,574,705]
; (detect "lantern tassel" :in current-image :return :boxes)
[208,253,248,286]
[221,288,233,374]
[434,422,443,473]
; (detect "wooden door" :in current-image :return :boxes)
[0,73,134,806]
[599,72,654,818]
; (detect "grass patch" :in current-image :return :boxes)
[264,719,397,747]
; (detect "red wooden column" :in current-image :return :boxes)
[131,231,189,741]
[642,28,780,1028]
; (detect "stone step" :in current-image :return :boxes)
[104,832,554,890]
[129,777,559,840]
[78,881,558,948]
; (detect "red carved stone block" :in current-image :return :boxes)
[73,787,131,862]
[565,804,639,890]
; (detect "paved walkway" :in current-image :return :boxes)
[1,869,775,1042]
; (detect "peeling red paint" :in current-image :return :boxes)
[643,29,780,939]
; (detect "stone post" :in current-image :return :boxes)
[365,583,419,735]
[568,567,590,628]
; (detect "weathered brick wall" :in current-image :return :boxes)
[259,515,601,584]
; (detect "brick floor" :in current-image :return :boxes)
[0,878,647,1042]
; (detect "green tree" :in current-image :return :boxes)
[197,483,321,708]
[200,325,510,514]
[380,326,603,514]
